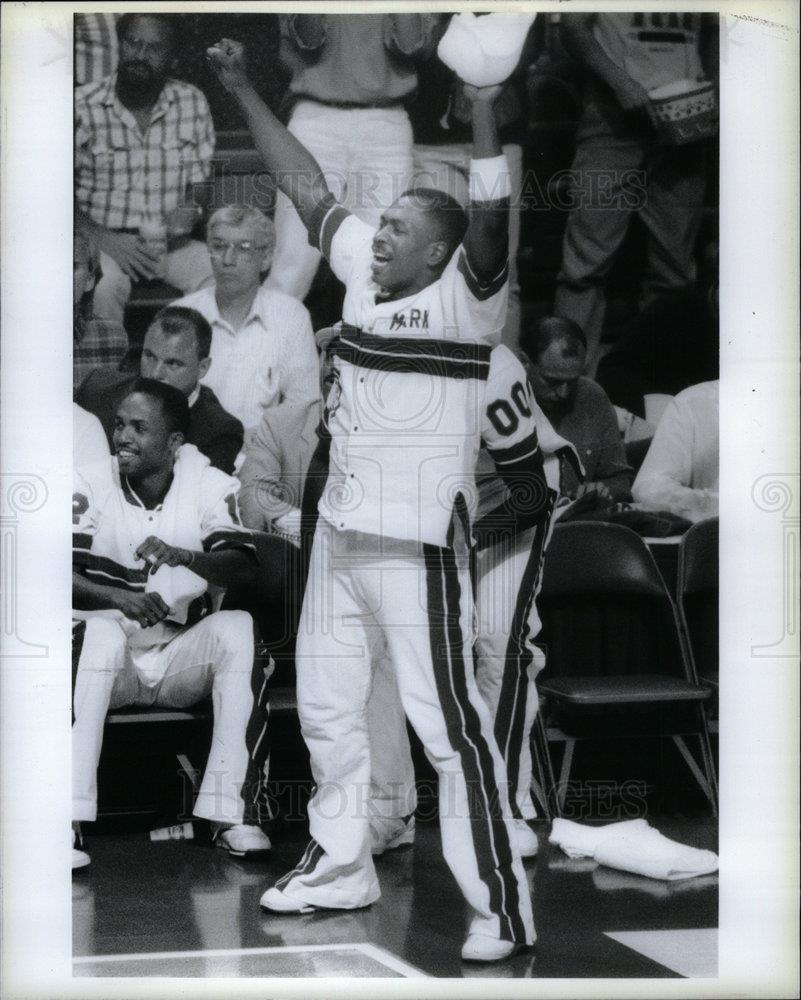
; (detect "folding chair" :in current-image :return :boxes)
[533,521,718,817]
[678,518,719,687]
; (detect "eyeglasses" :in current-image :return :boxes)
[208,239,269,259]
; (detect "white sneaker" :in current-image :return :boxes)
[370,815,415,856]
[461,934,522,963]
[513,819,539,858]
[215,824,272,857]
[72,847,90,870]
[259,886,316,913]
[72,826,90,870]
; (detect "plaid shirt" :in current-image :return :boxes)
[75,74,215,231]
[73,318,129,392]
[74,14,118,86]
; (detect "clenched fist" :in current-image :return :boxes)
[207,38,249,93]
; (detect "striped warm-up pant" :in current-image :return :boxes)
[275,522,535,945]
[474,517,554,821]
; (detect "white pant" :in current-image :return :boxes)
[412,142,524,352]
[266,101,414,301]
[276,525,534,945]
[367,518,554,825]
[94,240,214,325]
[366,647,417,822]
[72,610,269,824]
[474,520,553,820]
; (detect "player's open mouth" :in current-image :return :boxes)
[116,448,138,460]
[371,248,392,274]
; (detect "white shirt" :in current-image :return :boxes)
[633,381,719,523]
[314,160,510,344]
[310,155,517,546]
[175,285,318,432]
[73,402,111,472]
[319,345,546,547]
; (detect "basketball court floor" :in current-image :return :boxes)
[73,814,718,981]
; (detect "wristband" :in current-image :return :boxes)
[469,155,511,203]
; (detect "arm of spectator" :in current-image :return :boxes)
[238,416,285,531]
[586,392,635,502]
[208,38,333,232]
[632,398,718,522]
[559,13,651,110]
[75,209,159,281]
[166,92,216,236]
[283,13,327,51]
[461,83,510,288]
[384,14,441,58]
[204,434,242,477]
[280,304,320,407]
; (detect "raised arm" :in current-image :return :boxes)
[462,84,509,285]
[207,38,332,231]
[559,13,650,111]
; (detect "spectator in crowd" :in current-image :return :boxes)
[73,231,128,392]
[553,12,717,374]
[75,13,216,325]
[74,13,119,86]
[520,316,633,502]
[596,241,719,418]
[76,306,243,476]
[632,380,719,523]
[409,14,535,351]
[173,206,318,436]
[73,403,113,477]
[265,13,439,301]
[72,378,272,868]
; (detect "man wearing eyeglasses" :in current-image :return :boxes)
[173,205,318,436]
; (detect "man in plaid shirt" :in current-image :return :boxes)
[75,13,216,325]
[73,231,128,392]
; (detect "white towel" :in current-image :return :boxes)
[142,444,210,625]
[549,818,718,881]
[437,13,536,88]
[550,818,650,859]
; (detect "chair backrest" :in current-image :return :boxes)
[678,518,719,683]
[678,518,718,596]
[540,522,668,599]
[537,522,692,683]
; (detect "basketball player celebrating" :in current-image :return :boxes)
[209,39,549,963]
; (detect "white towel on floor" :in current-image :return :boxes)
[550,818,718,881]
[437,13,536,88]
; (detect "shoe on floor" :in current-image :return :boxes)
[370,814,415,856]
[215,823,272,857]
[461,934,522,963]
[72,824,90,870]
[72,847,90,870]
[260,886,316,914]
[513,819,539,858]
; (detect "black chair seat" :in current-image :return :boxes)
[539,673,712,705]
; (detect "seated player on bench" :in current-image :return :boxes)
[71,378,271,869]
